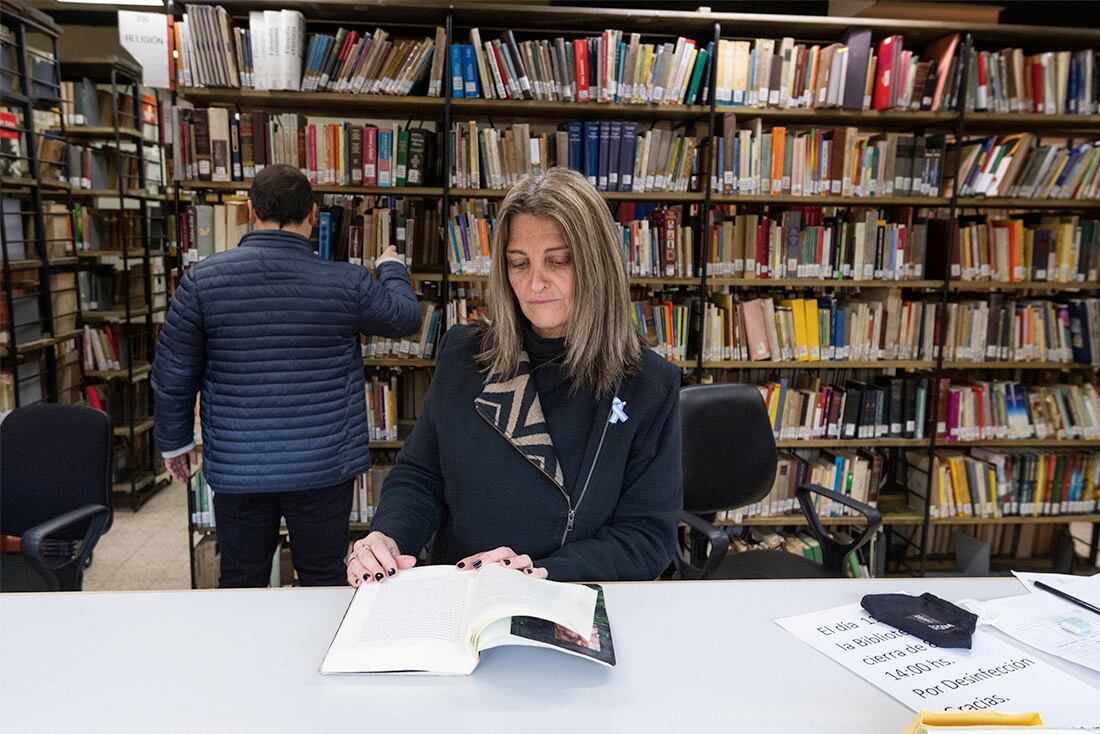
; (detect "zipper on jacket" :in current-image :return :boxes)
[561,407,613,544]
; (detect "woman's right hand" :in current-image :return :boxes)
[347,531,418,587]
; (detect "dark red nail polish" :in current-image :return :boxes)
[457,561,465,568]
[473,559,482,568]
[375,572,383,581]
[503,559,510,565]
[363,573,370,581]
[525,568,532,574]
[388,568,395,576]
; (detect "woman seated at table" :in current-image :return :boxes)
[347,168,682,585]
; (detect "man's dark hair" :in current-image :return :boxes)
[249,164,313,226]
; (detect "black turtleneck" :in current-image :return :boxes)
[523,324,598,498]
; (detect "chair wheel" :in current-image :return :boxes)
[84,552,94,569]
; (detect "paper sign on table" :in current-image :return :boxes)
[776,602,1100,729]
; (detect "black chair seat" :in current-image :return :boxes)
[0,554,53,592]
[714,549,844,580]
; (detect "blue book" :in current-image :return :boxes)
[773,378,788,436]
[565,121,583,173]
[700,41,715,105]
[377,129,393,186]
[827,300,838,359]
[582,121,599,186]
[447,219,463,272]
[744,49,755,106]
[316,35,336,89]
[607,121,622,191]
[462,44,479,98]
[318,211,332,260]
[835,308,846,359]
[619,121,637,192]
[597,121,610,191]
[450,44,465,98]
[732,137,741,192]
[456,214,471,265]
[615,41,627,103]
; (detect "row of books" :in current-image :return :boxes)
[961,47,1098,116]
[176,7,444,96]
[705,206,933,280]
[758,376,931,441]
[350,466,394,524]
[711,119,946,198]
[366,375,399,441]
[616,203,695,279]
[81,325,133,371]
[702,292,935,363]
[723,448,884,522]
[446,291,489,328]
[952,214,1100,283]
[454,29,711,107]
[451,120,699,194]
[941,298,1100,366]
[172,106,439,187]
[938,381,1099,443]
[633,296,691,362]
[907,449,1099,519]
[362,301,441,361]
[717,30,949,113]
[955,135,1100,201]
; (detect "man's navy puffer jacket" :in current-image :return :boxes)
[152,229,421,493]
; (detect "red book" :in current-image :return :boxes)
[86,386,104,411]
[1031,61,1043,113]
[871,35,898,110]
[490,42,513,99]
[574,39,590,103]
[599,31,608,103]
[756,217,770,277]
[307,124,318,183]
[662,209,677,277]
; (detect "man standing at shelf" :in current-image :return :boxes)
[152,164,421,588]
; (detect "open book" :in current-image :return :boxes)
[321,564,615,675]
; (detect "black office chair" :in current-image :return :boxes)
[675,383,882,580]
[1,404,113,591]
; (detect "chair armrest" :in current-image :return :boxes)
[795,484,883,575]
[675,511,731,580]
[21,504,111,591]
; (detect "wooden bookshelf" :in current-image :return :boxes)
[81,307,152,323]
[932,512,1100,527]
[704,278,945,289]
[774,438,929,448]
[956,197,1100,211]
[948,281,1100,292]
[178,86,444,114]
[710,193,948,206]
[943,439,1100,448]
[702,360,935,370]
[85,363,152,381]
[113,471,154,494]
[940,361,1096,371]
[114,416,155,437]
[363,358,437,367]
[0,335,57,357]
[51,125,144,141]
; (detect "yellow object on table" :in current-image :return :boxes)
[901,711,1045,733]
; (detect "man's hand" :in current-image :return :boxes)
[163,451,195,485]
[455,546,548,579]
[375,245,405,267]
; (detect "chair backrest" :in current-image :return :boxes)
[0,404,112,538]
[680,383,777,514]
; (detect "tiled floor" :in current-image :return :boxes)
[83,480,192,591]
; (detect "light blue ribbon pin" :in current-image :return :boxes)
[610,397,628,424]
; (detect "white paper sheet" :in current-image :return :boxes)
[776,601,1100,728]
[963,574,1100,675]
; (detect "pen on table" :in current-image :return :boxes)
[1033,580,1100,617]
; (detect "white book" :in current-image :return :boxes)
[321,564,611,676]
[263,10,281,89]
[280,10,305,92]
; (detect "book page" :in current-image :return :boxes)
[320,566,477,675]
[466,563,597,646]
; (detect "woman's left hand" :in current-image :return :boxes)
[456,546,548,579]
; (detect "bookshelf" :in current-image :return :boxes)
[62,56,171,510]
[162,0,1100,583]
[0,0,84,413]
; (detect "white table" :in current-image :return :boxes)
[2,577,1098,733]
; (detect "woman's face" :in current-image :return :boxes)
[506,213,575,339]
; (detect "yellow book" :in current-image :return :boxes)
[947,455,967,517]
[936,456,949,517]
[780,298,809,361]
[766,382,781,427]
[640,45,655,100]
[987,465,998,517]
[802,298,821,360]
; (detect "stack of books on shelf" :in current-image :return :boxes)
[952,134,1100,201]
[446,198,493,276]
[958,47,1098,115]
[362,301,441,361]
[935,381,1100,441]
[712,30,951,112]
[705,205,936,280]
[942,297,1100,365]
[757,375,931,441]
[907,448,1099,519]
[632,296,691,362]
[350,466,394,523]
[951,214,1100,283]
[616,203,695,278]
[702,291,936,363]
[710,117,946,199]
[722,447,884,521]
[172,107,440,187]
[82,324,129,371]
[446,289,489,327]
[175,7,445,96]
[451,120,700,193]
[454,28,712,105]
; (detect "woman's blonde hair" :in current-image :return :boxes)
[478,168,641,396]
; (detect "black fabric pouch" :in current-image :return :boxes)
[860,592,978,649]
